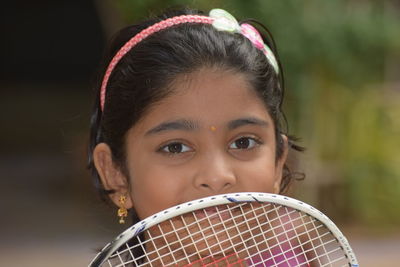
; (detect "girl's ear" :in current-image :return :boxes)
[93,143,133,209]
[273,134,289,194]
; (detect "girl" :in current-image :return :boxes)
[88,7,303,266]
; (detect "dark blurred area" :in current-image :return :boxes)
[1,0,399,266]
[0,1,103,83]
[0,1,124,266]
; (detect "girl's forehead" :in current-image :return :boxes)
[132,69,271,134]
[165,68,261,104]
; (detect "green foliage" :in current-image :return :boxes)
[111,0,400,225]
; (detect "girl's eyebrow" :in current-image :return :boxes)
[145,117,268,136]
[227,117,269,130]
[145,119,199,136]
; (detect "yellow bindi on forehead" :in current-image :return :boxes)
[210,126,217,132]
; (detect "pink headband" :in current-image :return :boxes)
[100,9,278,111]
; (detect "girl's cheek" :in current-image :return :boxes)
[229,143,274,162]
[229,148,262,161]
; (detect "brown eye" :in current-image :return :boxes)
[160,142,191,154]
[229,137,260,150]
[168,143,183,153]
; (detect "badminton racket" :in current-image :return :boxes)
[89,192,358,266]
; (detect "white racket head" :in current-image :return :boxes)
[89,192,358,266]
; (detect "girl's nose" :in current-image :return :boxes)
[193,153,237,193]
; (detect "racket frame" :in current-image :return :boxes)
[89,192,359,266]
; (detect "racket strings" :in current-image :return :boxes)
[223,209,345,266]
[237,205,320,266]
[112,209,316,267]
[291,215,348,266]
[230,204,327,265]
[113,217,328,266]
[105,202,349,266]
[142,205,244,266]
[152,203,253,265]
[166,203,280,264]
[109,202,260,266]
[280,207,307,266]
[299,217,347,266]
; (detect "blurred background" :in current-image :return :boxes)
[1,0,399,266]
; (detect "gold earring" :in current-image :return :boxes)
[117,195,128,224]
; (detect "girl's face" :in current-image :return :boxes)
[96,69,287,220]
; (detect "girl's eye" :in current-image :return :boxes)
[160,142,192,154]
[229,137,260,150]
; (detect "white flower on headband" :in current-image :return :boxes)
[210,8,242,32]
[209,8,279,74]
